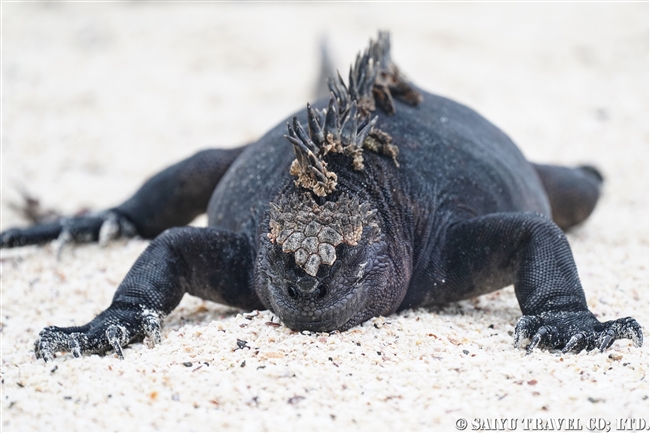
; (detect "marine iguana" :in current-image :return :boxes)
[1,32,642,361]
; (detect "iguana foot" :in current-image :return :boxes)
[34,307,163,361]
[1,210,136,249]
[514,311,643,354]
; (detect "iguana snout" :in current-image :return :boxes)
[257,223,390,332]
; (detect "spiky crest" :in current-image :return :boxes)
[286,31,418,197]
[327,31,422,116]
[274,32,412,275]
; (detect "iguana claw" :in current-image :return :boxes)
[105,325,127,360]
[99,211,136,246]
[1,210,136,249]
[514,311,644,354]
[607,316,644,346]
[68,335,82,358]
[53,229,72,259]
[34,337,54,362]
[99,215,121,246]
[525,325,551,355]
[598,329,616,352]
[142,311,162,348]
[561,332,586,353]
[33,306,159,361]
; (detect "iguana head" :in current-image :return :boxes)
[253,31,420,332]
[255,192,392,332]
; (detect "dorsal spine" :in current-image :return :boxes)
[285,31,420,197]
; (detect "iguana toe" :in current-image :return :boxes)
[515,311,644,354]
[561,332,586,353]
[33,306,162,361]
[142,311,163,348]
[598,329,616,352]
[105,325,128,360]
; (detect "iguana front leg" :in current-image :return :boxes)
[437,212,643,353]
[34,227,263,361]
[2,147,245,248]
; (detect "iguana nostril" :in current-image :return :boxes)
[317,285,327,299]
[287,286,298,299]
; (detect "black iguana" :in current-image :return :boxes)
[1,32,642,361]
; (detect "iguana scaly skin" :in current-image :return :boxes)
[1,32,642,361]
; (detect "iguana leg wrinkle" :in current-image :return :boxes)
[35,227,263,360]
[434,212,642,353]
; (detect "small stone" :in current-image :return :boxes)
[608,353,623,361]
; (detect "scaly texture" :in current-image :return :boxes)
[268,192,380,276]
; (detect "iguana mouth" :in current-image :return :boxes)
[270,281,369,332]
[283,319,330,333]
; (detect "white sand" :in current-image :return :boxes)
[1,3,648,431]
